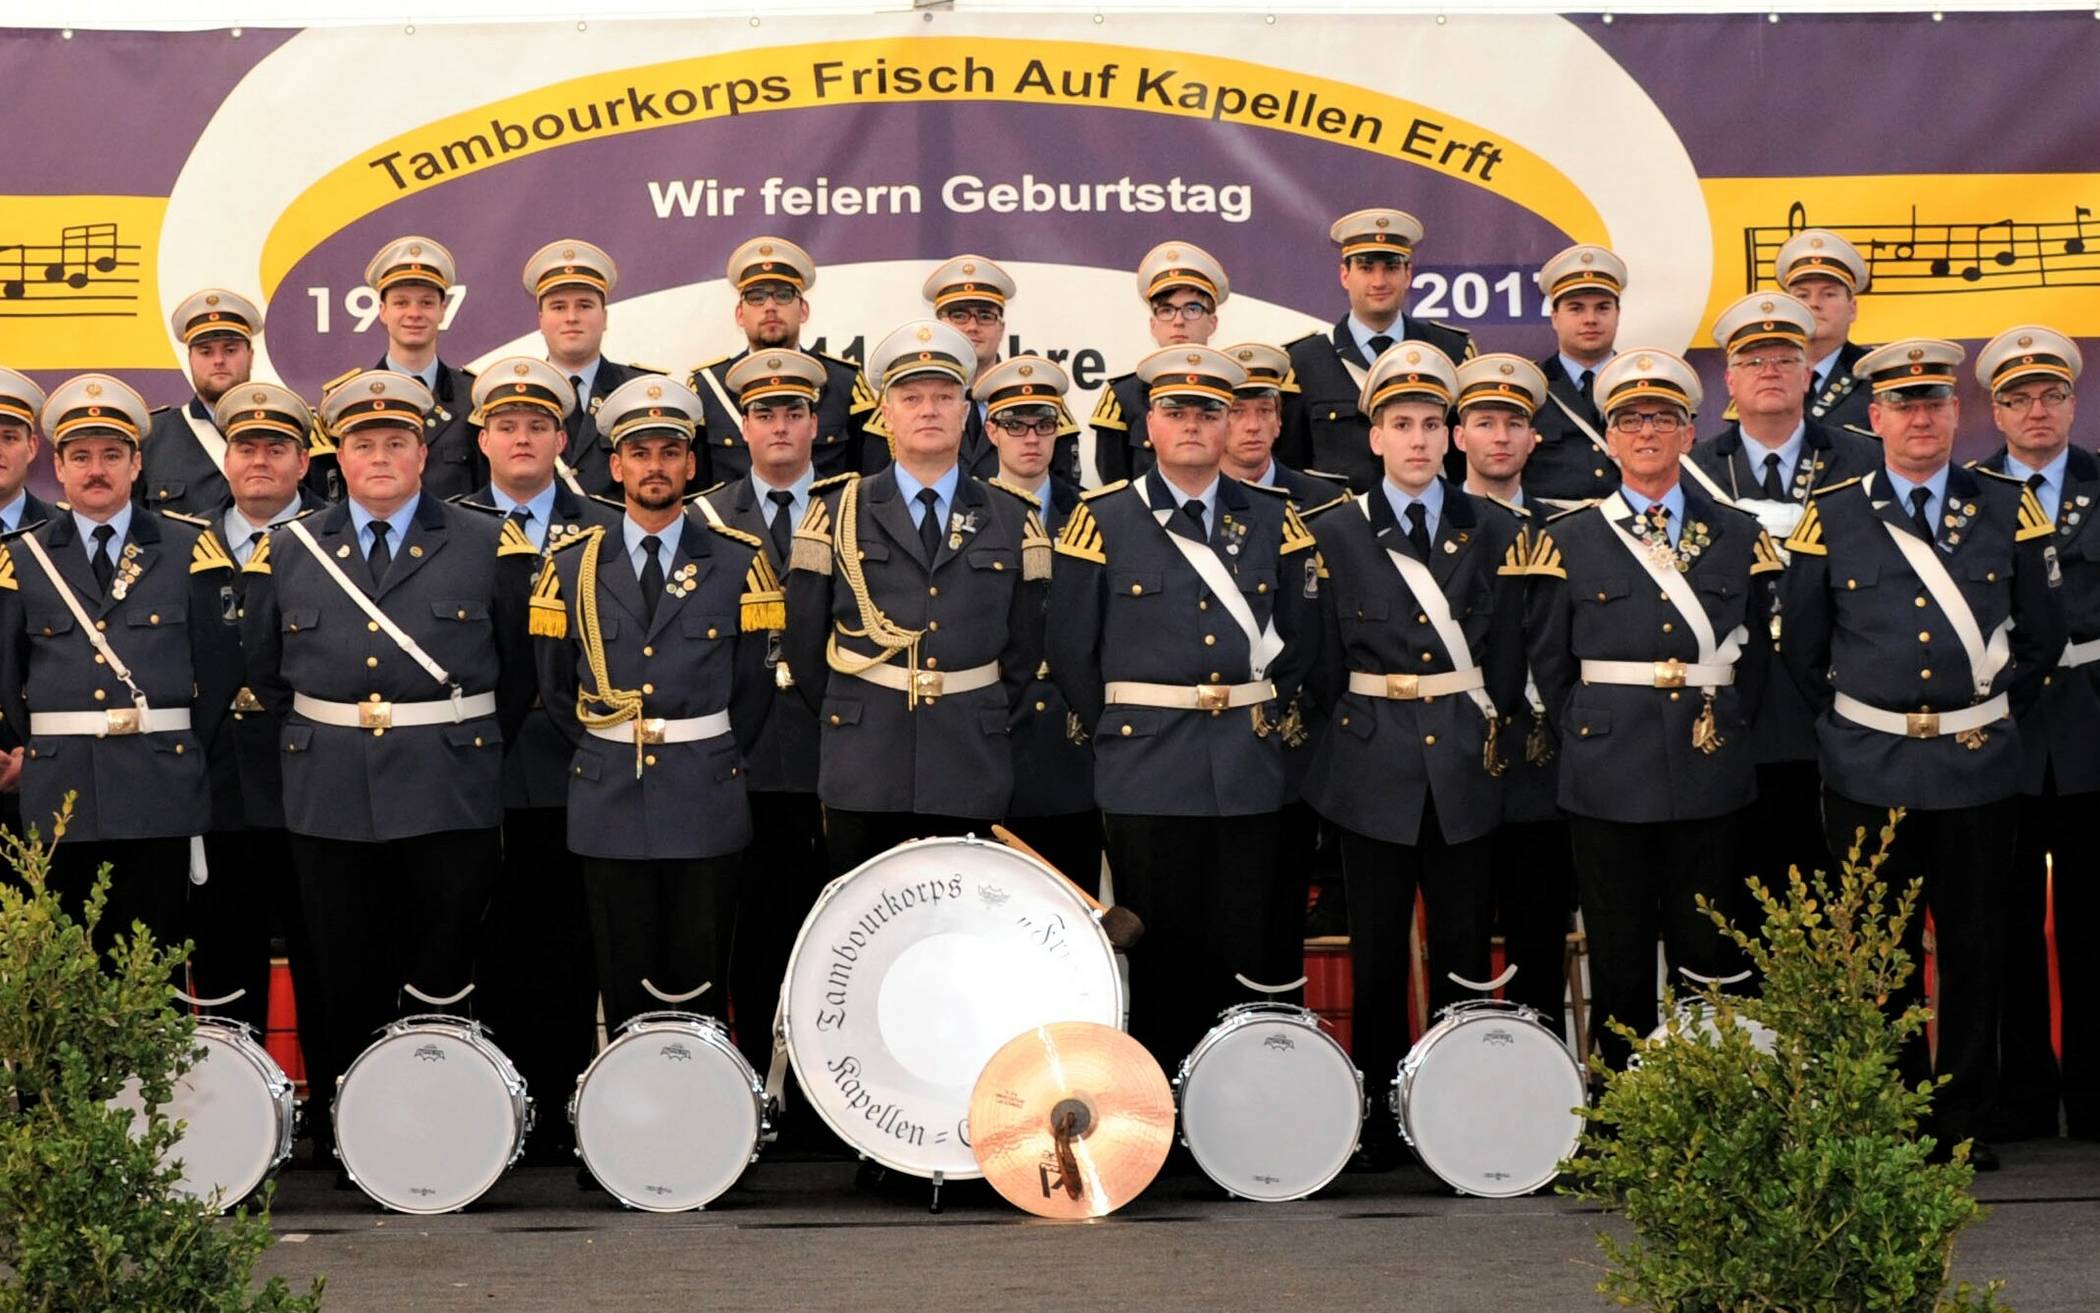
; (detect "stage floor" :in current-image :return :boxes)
[253,1140,2100,1311]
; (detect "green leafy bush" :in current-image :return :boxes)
[1562,810,2006,1312]
[0,799,323,1312]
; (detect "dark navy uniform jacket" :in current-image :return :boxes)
[1807,342,1874,435]
[1525,486,1781,823]
[1089,372,1158,488]
[1047,470,1319,818]
[690,350,881,487]
[307,359,485,504]
[139,399,232,515]
[239,496,538,842]
[1280,315,1475,493]
[532,513,771,860]
[1301,482,1526,846]
[0,508,242,842]
[1779,465,2065,810]
[1522,355,1619,504]
[700,475,820,796]
[560,358,649,497]
[784,469,1047,820]
[1008,476,1095,819]
[1492,486,1561,827]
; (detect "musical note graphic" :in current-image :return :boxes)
[0,220,140,318]
[1743,201,2100,297]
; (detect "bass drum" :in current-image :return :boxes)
[782,835,1125,1180]
[332,1015,533,1214]
[112,1018,295,1211]
[571,1011,766,1211]
[1175,1002,1363,1201]
[1391,999,1585,1198]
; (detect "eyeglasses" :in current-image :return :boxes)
[1728,353,1806,374]
[739,286,801,306]
[1993,387,2073,412]
[1878,394,1955,416]
[939,306,1003,326]
[991,416,1060,437]
[1150,300,1216,323]
[1609,412,1686,435]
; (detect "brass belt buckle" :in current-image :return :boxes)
[1195,682,1230,712]
[913,670,945,701]
[1906,711,1940,738]
[359,701,394,730]
[1653,658,1688,689]
[103,707,141,736]
[1385,673,1421,700]
[638,717,667,745]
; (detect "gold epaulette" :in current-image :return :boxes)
[1021,510,1051,580]
[2015,485,2054,542]
[550,525,597,551]
[791,497,835,575]
[985,477,1041,509]
[1499,528,1531,577]
[1784,498,1826,557]
[1526,530,1567,579]
[159,509,210,527]
[1751,530,1787,574]
[1280,503,1317,556]
[1081,479,1128,501]
[1089,385,1126,432]
[0,542,16,591]
[1810,475,1863,497]
[1301,492,1351,520]
[1278,366,1302,396]
[497,519,540,557]
[528,553,567,639]
[843,366,878,415]
[710,521,762,550]
[243,532,272,574]
[1544,499,1597,523]
[1055,501,1107,565]
[190,528,235,574]
[740,545,785,632]
[810,472,858,494]
[320,367,360,395]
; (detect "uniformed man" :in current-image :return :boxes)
[688,237,879,487]
[1281,208,1474,493]
[784,320,1049,875]
[239,370,538,1104]
[1524,351,1783,1071]
[191,382,327,1043]
[315,237,482,501]
[523,239,653,497]
[693,351,829,1081]
[1090,241,1231,487]
[1221,343,1344,505]
[1969,325,2095,1141]
[1780,338,2066,1169]
[971,355,1100,893]
[1521,244,1624,502]
[139,289,267,516]
[1776,229,1876,436]
[1451,353,1574,1038]
[0,370,54,836]
[1048,344,1320,1063]
[1300,344,1525,1160]
[0,374,241,954]
[1690,292,1883,890]
[531,373,774,1032]
[456,357,618,1164]
[919,254,1024,481]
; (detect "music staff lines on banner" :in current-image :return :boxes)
[1744,202,2099,296]
[0,222,141,318]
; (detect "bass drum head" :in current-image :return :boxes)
[1398,1008,1585,1198]
[112,1026,289,1209]
[783,836,1125,1180]
[334,1027,521,1214]
[574,1021,761,1212]
[1177,1011,1362,1201]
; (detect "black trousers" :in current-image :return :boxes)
[1570,811,1750,1071]
[1002,809,1105,901]
[1747,759,1831,889]
[731,790,828,1073]
[1823,791,2015,1146]
[49,837,191,962]
[2042,789,2100,1139]
[288,828,501,1093]
[1491,817,1578,1036]
[477,807,599,1157]
[582,854,739,1033]
[822,807,994,879]
[190,828,294,1034]
[1339,800,1496,1103]
[1103,811,1278,1067]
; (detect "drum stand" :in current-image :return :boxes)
[852,1161,948,1214]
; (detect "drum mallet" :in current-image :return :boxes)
[990,824,1144,950]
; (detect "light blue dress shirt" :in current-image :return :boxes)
[1618,482,1688,548]
[1382,476,1445,543]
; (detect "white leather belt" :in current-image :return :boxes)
[293,691,496,730]
[586,710,732,746]
[1834,691,2009,739]
[29,708,191,737]
[848,659,1000,700]
[1346,669,1484,700]
[2062,638,2100,669]
[1581,659,1737,689]
[1105,679,1275,711]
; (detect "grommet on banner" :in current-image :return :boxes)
[231,27,243,37]
[1435,13,1447,24]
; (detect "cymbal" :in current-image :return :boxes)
[969,1021,1174,1219]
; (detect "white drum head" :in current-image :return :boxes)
[783,837,1125,1179]
[575,1021,761,1212]
[335,1027,521,1214]
[1178,1011,1362,1201]
[1399,1008,1585,1198]
[113,1026,288,1209]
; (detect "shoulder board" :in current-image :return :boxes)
[190,528,235,574]
[1301,468,1350,484]
[0,520,46,543]
[683,481,728,504]
[588,492,626,511]
[496,518,540,557]
[695,353,736,373]
[449,495,503,515]
[242,532,272,574]
[1089,386,1126,430]
[1054,500,1107,565]
[1972,465,2025,486]
[817,349,864,369]
[1081,479,1129,502]
[1301,493,1353,520]
[455,364,479,381]
[1750,529,1787,575]
[1525,529,1567,578]
[320,367,361,395]
[149,404,173,417]
[2015,484,2054,541]
[1283,331,1325,351]
[1240,480,1291,497]
[550,525,599,553]
[849,371,879,413]
[1545,499,1598,523]
[1483,493,1532,520]
[1280,503,1317,555]
[1840,423,1879,441]
[626,362,667,376]
[0,542,13,590]
[1809,475,1863,498]
[1784,497,1826,557]
[709,521,763,550]
[158,509,211,527]
[985,478,1040,509]
[810,472,858,494]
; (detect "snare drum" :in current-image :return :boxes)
[571,1011,766,1211]
[1391,999,1585,1198]
[1175,1002,1363,1201]
[332,1015,533,1214]
[112,1018,295,1211]
[782,835,1125,1180]
[1646,1002,1778,1055]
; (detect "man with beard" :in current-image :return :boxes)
[524,239,654,498]
[689,237,879,487]
[1777,229,1876,436]
[140,289,267,515]
[1521,245,1624,503]
[1091,241,1232,487]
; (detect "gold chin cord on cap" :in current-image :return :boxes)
[824,477,933,707]
[569,528,649,777]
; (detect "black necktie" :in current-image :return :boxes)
[1367,333,1395,360]
[768,490,796,563]
[1908,487,1934,542]
[1578,369,1596,410]
[639,534,664,625]
[569,375,585,406]
[1404,501,1431,557]
[506,504,532,546]
[366,520,391,579]
[90,524,115,595]
[1761,453,1786,501]
[245,528,265,566]
[916,487,943,561]
[1181,499,1208,542]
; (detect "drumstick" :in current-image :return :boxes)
[990,824,1144,950]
